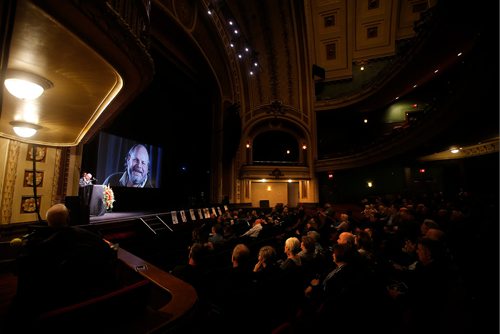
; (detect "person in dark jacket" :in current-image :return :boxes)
[4,203,118,332]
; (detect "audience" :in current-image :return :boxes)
[4,189,483,334]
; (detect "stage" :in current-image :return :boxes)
[86,209,197,237]
[89,211,159,224]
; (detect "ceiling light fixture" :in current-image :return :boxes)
[10,121,41,138]
[4,70,53,100]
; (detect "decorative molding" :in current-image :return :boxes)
[418,138,499,162]
[51,148,62,206]
[1,141,20,224]
[239,165,310,180]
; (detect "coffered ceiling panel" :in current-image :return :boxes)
[0,0,122,146]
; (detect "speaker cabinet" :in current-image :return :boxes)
[65,196,89,225]
[259,200,270,208]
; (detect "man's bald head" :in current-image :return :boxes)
[337,232,355,246]
[46,203,70,228]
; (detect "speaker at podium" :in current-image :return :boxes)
[259,200,270,208]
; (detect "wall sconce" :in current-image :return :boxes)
[10,120,41,138]
[4,70,53,100]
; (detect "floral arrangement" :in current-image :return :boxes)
[103,185,115,210]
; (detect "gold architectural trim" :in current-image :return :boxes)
[419,137,500,161]
[1,141,20,224]
[50,148,62,206]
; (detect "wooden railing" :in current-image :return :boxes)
[116,247,199,333]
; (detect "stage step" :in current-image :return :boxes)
[139,216,173,235]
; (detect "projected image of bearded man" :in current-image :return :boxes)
[122,144,151,187]
[103,143,155,188]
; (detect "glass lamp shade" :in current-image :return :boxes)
[10,121,41,138]
[4,78,45,100]
[13,126,37,137]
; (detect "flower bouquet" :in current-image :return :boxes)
[103,185,115,211]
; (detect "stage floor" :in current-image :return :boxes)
[89,211,160,224]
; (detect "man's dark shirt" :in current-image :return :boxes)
[8,225,118,325]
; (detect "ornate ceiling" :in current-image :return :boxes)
[1,0,497,164]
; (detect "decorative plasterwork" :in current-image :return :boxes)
[418,138,500,161]
[1,141,20,224]
[239,165,311,180]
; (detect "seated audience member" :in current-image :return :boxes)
[5,204,118,332]
[335,212,353,233]
[420,218,440,237]
[253,245,288,332]
[304,243,363,332]
[170,242,210,300]
[401,237,466,334]
[207,223,225,247]
[240,218,263,238]
[299,235,321,282]
[170,242,214,331]
[279,237,305,320]
[307,230,325,257]
[216,244,257,333]
[425,227,445,241]
[337,231,356,247]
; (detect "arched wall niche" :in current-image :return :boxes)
[252,131,299,163]
[244,117,310,165]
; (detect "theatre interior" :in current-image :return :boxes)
[0,0,498,333]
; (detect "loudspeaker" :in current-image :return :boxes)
[259,200,270,208]
[65,196,89,225]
